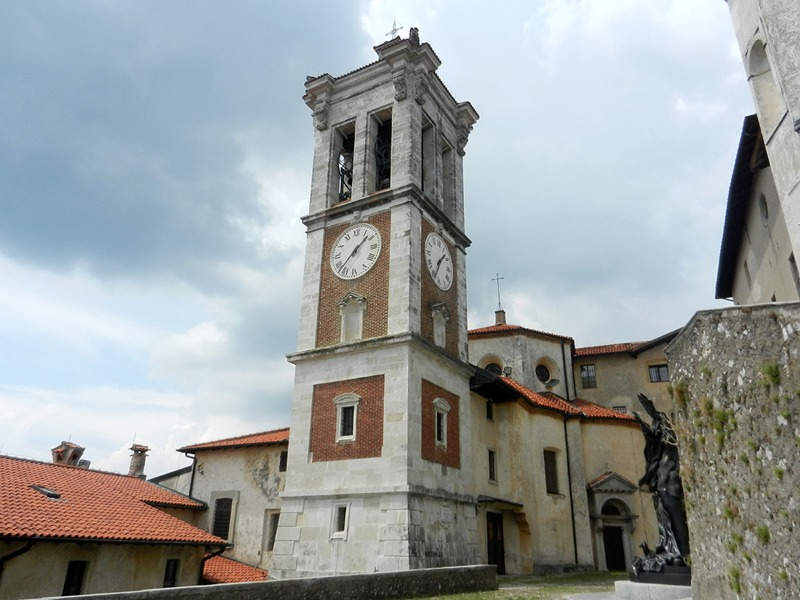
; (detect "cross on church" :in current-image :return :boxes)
[386,18,403,38]
[492,272,505,311]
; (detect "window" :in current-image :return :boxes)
[744,259,752,289]
[790,253,800,297]
[339,292,366,343]
[421,113,435,196]
[335,394,360,442]
[433,397,450,449]
[543,450,558,494]
[163,559,179,588]
[580,364,596,388]
[337,128,355,202]
[612,405,627,414]
[372,111,392,191]
[488,449,497,482]
[486,400,494,421]
[431,303,450,348]
[331,504,349,539]
[279,450,288,472]
[759,193,769,225]
[535,364,551,383]
[485,363,502,376]
[265,511,280,552]
[649,364,669,383]
[440,137,455,213]
[62,560,88,596]
[212,497,233,539]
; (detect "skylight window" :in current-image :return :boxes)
[31,484,61,499]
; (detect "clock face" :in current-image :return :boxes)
[330,223,382,280]
[424,232,453,291]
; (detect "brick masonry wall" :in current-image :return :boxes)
[310,375,384,462]
[666,304,800,599]
[316,211,391,347]
[420,217,458,356]
[68,565,497,600]
[420,379,460,468]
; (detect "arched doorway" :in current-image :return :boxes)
[601,502,626,571]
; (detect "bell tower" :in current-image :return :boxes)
[272,28,479,578]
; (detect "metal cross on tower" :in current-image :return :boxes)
[386,18,403,38]
[492,272,505,311]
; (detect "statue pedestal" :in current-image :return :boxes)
[614,580,692,600]
[630,565,691,587]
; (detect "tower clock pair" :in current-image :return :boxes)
[329,225,452,292]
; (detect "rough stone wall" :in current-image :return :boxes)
[666,303,799,599]
[55,565,496,600]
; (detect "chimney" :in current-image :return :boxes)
[494,309,506,325]
[128,444,149,479]
[51,441,85,466]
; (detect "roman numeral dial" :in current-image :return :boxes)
[330,223,382,280]
[424,232,454,291]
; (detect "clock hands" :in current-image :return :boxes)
[342,232,371,269]
[433,252,448,279]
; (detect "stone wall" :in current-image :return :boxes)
[56,565,496,600]
[666,303,799,599]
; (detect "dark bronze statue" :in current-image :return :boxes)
[632,393,690,578]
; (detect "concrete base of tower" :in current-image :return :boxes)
[269,490,479,579]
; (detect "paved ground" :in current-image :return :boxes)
[565,594,617,600]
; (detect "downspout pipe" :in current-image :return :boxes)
[185,452,197,497]
[563,417,578,565]
[198,546,226,585]
[560,342,571,401]
[0,540,34,585]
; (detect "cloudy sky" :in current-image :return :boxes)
[1,1,753,476]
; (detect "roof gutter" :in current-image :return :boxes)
[0,540,34,585]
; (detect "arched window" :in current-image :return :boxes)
[748,39,785,135]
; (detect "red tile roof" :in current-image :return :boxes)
[0,455,225,545]
[178,428,290,453]
[492,378,635,423]
[501,377,581,415]
[468,323,573,342]
[202,555,268,584]
[574,399,636,422]
[574,342,642,357]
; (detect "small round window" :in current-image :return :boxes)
[759,194,769,224]
[535,364,551,383]
[486,363,503,376]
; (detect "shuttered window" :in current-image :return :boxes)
[279,450,288,472]
[212,497,233,539]
[544,450,558,494]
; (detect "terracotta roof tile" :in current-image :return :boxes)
[500,378,581,415]
[573,399,636,422]
[178,428,289,452]
[574,342,643,357]
[468,323,573,342]
[493,378,635,423]
[0,455,224,545]
[203,555,268,584]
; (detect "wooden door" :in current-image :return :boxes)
[486,511,505,575]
